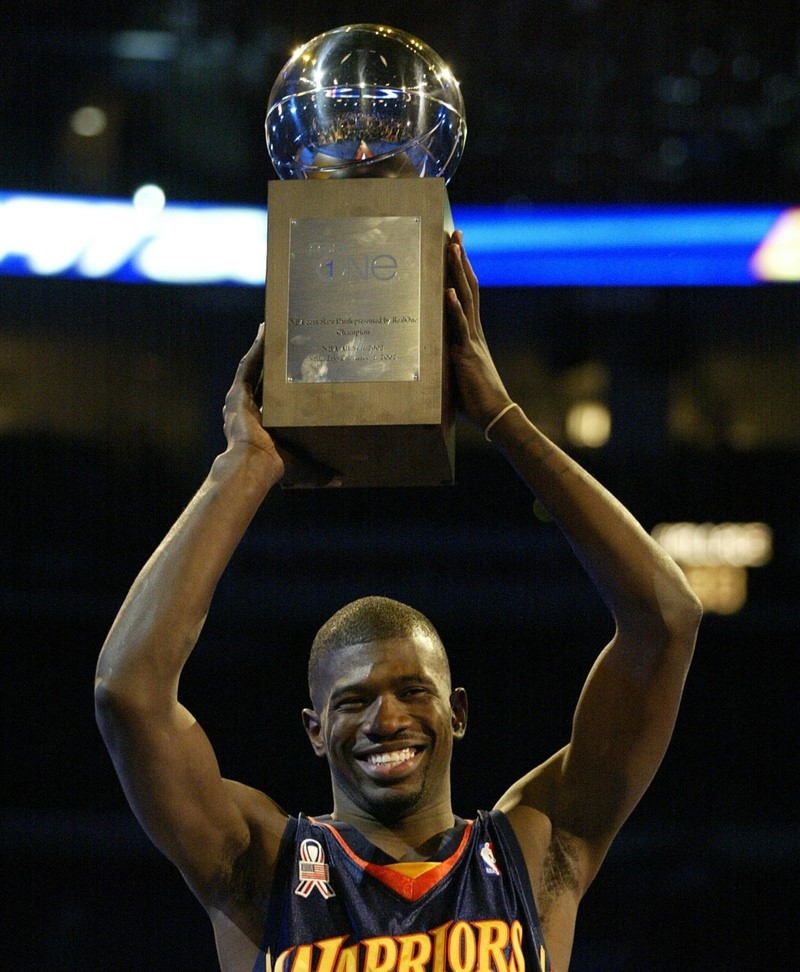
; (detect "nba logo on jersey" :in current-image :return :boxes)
[295,839,336,898]
[479,841,502,876]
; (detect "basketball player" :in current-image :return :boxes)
[95,232,702,972]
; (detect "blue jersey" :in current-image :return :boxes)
[256,810,552,972]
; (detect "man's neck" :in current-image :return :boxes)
[330,805,458,861]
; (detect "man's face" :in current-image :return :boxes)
[303,633,467,824]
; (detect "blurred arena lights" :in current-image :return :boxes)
[565,401,612,448]
[652,521,773,614]
[69,105,109,139]
[132,183,167,214]
[1,192,798,287]
[750,209,800,281]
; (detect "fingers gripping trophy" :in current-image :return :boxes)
[262,25,467,487]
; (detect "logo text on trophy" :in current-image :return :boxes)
[287,216,421,384]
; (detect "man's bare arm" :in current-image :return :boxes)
[491,414,701,861]
[95,326,288,904]
[445,234,702,883]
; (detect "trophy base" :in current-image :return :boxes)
[263,178,455,488]
[275,424,454,489]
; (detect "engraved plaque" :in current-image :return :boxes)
[287,217,421,384]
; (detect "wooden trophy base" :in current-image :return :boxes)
[262,178,455,488]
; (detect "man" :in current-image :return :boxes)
[95,232,702,972]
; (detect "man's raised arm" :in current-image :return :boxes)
[94,325,289,904]
[445,233,702,888]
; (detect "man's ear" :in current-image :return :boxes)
[302,708,326,757]
[450,687,468,740]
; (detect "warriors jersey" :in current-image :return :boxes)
[256,810,552,972]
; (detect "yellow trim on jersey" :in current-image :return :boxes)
[383,861,441,878]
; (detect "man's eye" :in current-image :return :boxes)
[335,698,366,710]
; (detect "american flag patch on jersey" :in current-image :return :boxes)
[295,838,336,898]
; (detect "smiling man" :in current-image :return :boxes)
[95,233,702,972]
[304,621,465,830]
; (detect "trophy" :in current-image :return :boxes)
[262,24,467,486]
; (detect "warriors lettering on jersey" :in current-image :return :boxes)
[270,919,547,972]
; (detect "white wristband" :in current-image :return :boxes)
[484,402,520,442]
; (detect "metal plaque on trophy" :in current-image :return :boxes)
[262,24,467,487]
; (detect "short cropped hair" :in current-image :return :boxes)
[309,596,449,703]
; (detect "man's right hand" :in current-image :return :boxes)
[225,324,341,488]
[223,323,284,465]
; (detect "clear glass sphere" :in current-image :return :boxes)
[266,24,466,182]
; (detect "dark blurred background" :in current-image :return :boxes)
[3,2,798,969]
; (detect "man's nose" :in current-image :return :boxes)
[364,694,408,735]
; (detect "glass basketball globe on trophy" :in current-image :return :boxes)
[261,25,467,487]
[265,23,466,182]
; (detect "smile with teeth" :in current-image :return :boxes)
[365,747,418,767]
